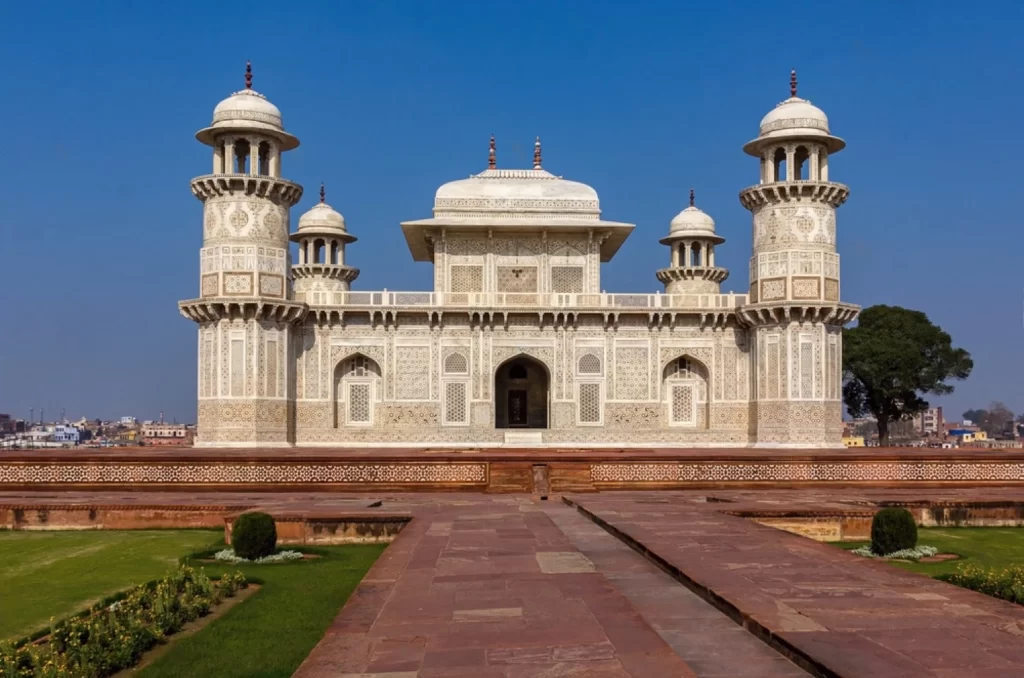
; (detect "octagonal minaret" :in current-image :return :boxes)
[179,63,305,447]
[738,70,858,448]
[656,189,728,295]
[290,184,359,306]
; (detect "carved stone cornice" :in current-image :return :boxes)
[736,301,859,327]
[190,174,303,206]
[655,266,730,285]
[290,264,360,283]
[178,298,307,324]
[738,181,849,210]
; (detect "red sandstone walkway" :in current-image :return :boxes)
[569,493,1024,677]
[292,496,814,677]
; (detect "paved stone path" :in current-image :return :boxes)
[294,496,704,677]
[544,502,807,677]
[570,493,1024,678]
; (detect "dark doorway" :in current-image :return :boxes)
[508,389,528,426]
[494,356,549,429]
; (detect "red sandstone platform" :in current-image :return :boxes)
[1,446,1022,493]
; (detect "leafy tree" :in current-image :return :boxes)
[961,403,1016,436]
[843,305,972,445]
[982,401,1015,437]
[963,408,988,424]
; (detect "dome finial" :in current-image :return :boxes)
[319,182,325,204]
[689,188,695,207]
[533,136,542,169]
[790,69,797,97]
[488,134,496,169]
[245,60,253,90]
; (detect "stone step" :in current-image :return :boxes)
[504,430,544,446]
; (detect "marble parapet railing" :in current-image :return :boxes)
[295,290,749,310]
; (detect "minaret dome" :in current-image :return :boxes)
[656,189,729,295]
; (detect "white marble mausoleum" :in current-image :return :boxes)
[179,66,859,448]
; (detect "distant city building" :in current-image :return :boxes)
[912,407,943,436]
[51,425,80,444]
[949,428,988,446]
[119,416,137,426]
[0,414,12,434]
[114,429,140,444]
[842,436,865,448]
[141,423,194,446]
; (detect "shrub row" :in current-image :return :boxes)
[938,564,1024,605]
[0,566,246,678]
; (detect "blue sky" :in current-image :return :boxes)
[1,1,1021,424]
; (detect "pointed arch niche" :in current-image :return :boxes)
[334,353,381,427]
[494,355,549,429]
[662,356,709,428]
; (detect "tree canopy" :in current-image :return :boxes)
[842,305,972,445]
[963,402,1015,436]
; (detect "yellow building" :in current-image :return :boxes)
[842,436,865,448]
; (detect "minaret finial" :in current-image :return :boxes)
[319,182,325,204]
[245,60,253,90]
[533,136,542,169]
[790,69,797,97]
[689,188,695,207]
[488,134,496,169]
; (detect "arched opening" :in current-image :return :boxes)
[257,141,271,176]
[334,354,381,427]
[662,356,709,429]
[217,141,228,173]
[234,139,251,174]
[690,242,702,266]
[772,147,786,182]
[494,356,549,429]
[313,238,326,264]
[794,146,810,181]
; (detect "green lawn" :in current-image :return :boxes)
[137,544,385,678]
[836,526,1024,576]
[0,529,221,641]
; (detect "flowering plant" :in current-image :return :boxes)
[938,564,1024,604]
[851,544,938,560]
[0,565,245,678]
[213,548,303,564]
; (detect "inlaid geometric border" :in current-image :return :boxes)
[592,462,1024,484]
[0,462,488,485]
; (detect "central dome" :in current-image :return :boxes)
[433,168,601,219]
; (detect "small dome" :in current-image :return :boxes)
[743,71,845,155]
[298,202,347,233]
[661,191,724,246]
[669,205,716,235]
[759,97,830,136]
[195,64,299,150]
[213,90,284,132]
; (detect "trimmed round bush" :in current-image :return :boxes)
[871,507,917,556]
[232,512,277,560]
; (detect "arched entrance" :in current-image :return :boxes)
[494,356,549,429]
